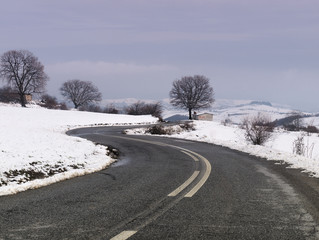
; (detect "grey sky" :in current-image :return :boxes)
[1,0,319,111]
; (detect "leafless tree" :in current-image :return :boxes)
[59,102,68,110]
[126,101,163,119]
[283,111,304,131]
[79,104,102,113]
[103,104,119,114]
[241,113,275,145]
[40,94,59,109]
[125,101,145,115]
[0,50,48,107]
[290,112,304,131]
[169,75,214,119]
[142,102,163,119]
[60,79,102,109]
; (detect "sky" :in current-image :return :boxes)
[0,0,319,111]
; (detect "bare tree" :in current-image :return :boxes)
[289,111,304,131]
[241,113,274,145]
[169,75,214,119]
[103,104,119,114]
[60,79,102,109]
[143,102,163,119]
[125,101,145,115]
[126,101,163,119]
[79,104,102,113]
[40,94,59,109]
[0,50,48,107]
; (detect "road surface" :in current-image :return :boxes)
[1,125,319,239]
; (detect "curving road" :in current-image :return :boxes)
[1,125,319,239]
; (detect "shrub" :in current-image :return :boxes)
[0,86,19,103]
[145,125,168,135]
[126,101,163,119]
[179,122,195,131]
[241,113,274,145]
[293,133,315,158]
[293,134,305,156]
[103,104,119,114]
[40,94,59,109]
[304,125,319,134]
[79,104,102,113]
[59,102,68,110]
[283,112,304,131]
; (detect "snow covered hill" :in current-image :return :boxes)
[163,99,294,123]
[100,97,318,125]
[0,103,158,196]
[209,100,296,124]
[2,98,319,196]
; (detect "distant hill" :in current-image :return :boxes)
[165,114,188,122]
[248,101,272,106]
[209,99,295,124]
[100,98,319,126]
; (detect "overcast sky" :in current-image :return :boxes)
[1,0,319,111]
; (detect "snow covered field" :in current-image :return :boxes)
[127,121,319,178]
[2,101,319,197]
[0,103,157,196]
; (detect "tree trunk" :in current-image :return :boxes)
[19,94,26,107]
[188,108,192,120]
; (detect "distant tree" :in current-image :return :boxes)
[169,75,214,119]
[0,50,48,107]
[103,104,119,114]
[290,112,304,131]
[40,94,59,109]
[125,101,145,115]
[283,112,304,131]
[143,102,163,119]
[59,102,68,110]
[60,79,102,109]
[79,104,102,113]
[126,101,163,119]
[0,86,19,103]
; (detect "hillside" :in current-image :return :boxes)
[0,103,158,196]
[100,98,318,125]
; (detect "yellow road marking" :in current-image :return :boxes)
[180,150,199,162]
[168,170,200,197]
[110,230,137,240]
[113,135,212,198]
[184,151,211,198]
[106,135,212,239]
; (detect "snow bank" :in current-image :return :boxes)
[0,104,158,195]
[127,121,319,177]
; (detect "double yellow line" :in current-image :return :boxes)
[108,135,212,240]
[167,147,211,198]
[112,135,211,199]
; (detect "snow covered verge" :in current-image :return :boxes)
[0,103,158,196]
[126,121,319,177]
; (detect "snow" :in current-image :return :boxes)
[161,98,300,124]
[126,120,319,178]
[2,100,319,196]
[0,103,158,196]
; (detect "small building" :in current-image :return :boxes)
[195,112,213,121]
[24,94,32,102]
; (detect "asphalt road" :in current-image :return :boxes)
[1,125,319,239]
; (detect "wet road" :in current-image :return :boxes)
[1,126,319,239]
